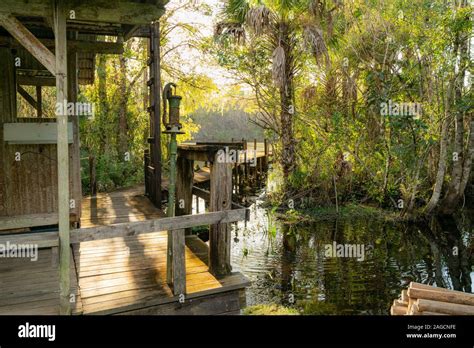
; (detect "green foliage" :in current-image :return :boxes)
[243,304,299,315]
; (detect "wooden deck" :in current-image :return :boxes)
[80,187,163,228]
[0,232,248,315]
[0,248,82,315]
[0,188,249,315]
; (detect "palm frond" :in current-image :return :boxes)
[214,22,246,44]
[245,5,273,35]
[303,24,329,67]
[224,0,250,23]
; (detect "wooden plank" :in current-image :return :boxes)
[0,231,58,248]
[83,273,248,315]
[0,13,56,74]
[0,213,59,230]
[72,209,247,243]
[209,159,232,276]
[115,289,242,315]
[0,0,166,25]
[17,75,56,86]
[3,122,74,144]
[0,36,124,54]
[170,228,186,295]
[54,0,70,315]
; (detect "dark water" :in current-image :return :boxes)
[230,197,474,315]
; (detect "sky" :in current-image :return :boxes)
[164,0,238,89]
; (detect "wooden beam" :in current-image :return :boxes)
[0,36,124,54]
[0,231,59,248]
[0,13,56,74]
[17,75,56,86]
[54,0,70,316]
[17,84,38,109]
[0,213,58,231]
[71,209,248,243]
[150,22,162,206]
[0,0,166,25]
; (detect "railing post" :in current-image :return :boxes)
[209,153,232,276]
[176,155,193,235]
[170,229,186,295]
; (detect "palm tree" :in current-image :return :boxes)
[215,0,333,192]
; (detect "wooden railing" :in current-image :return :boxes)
[0,207,249,297]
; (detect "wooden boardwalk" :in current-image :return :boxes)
[0,188,249,315]
[73,232,248,315]
[0,248,82,315]
[81,187,163,228]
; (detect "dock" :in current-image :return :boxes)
[0,187,249,315]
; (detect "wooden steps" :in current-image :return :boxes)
[390,282,474,315]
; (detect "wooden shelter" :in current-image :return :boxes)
[0,0,250,315]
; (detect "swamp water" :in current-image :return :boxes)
[229,197,474,315]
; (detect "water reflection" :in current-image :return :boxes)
[231,198,474,315]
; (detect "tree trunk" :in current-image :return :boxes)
[459,115,474,196]
[278,23,295,192]
[425,117,449,214]
[441,3,470,213]
[117,54,128,158]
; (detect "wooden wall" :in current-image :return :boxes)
[0,46,81,224]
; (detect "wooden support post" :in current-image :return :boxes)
[170,228,186,295]
[176,155,194,234]
[67,32,81,221]
[36,86,42,118]
[54,0,70,315]
[149,21,162,207]
[195,195,199,213]
[209,156,232,276]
